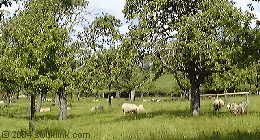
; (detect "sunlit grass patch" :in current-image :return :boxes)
[0,95,259,139]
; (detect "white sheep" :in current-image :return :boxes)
[213,99,225,111]
[122,103,144,114]
[226,102,249,116]
[226,95,249,116]
[40,108,51,112]
[45,98,52,102]
[91,105,104,111]
[238,102,249,114]
[18,94,27,98]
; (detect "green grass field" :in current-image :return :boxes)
[0,95,260,140]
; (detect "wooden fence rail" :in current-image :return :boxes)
[200,92,250,98]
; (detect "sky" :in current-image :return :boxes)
[1,0,260,35]
[86,0,260,34]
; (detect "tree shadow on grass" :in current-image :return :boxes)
[0,106,31,120]
[11,125,68,139]
[138,129,260,140]
[111,108,260,123]
[35,114,60,120]
[196,129,260,140]
[201,109,260,117]
[112,109,191,123]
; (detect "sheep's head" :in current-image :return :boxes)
[91,107,96,111]
[226,103,232,109]
[137,105,144,112]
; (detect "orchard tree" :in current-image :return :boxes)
[77,13,124,97]
[124,0,255,115]
[0,0,88,123]
[78,13,150,101]
[121,37,151,101]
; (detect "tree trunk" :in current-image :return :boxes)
[256,83,259,95]
[16,90,19,99]
[36,92,43,112]
[29,93,35,131]
[116,90,121,99]
[6,97,10,107]
[59,95,67,120]
[77,92,81,101]
[58,87,67,120]
[190,81,200,116]
[130,89,136,102]
[188,89,191,100]
[55,93,60,106]
[108,95,112,109]
[256,71,259,95]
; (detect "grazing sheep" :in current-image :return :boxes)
[18,94,27,98]
[45,98,52,102]
[226,95,249,116]
[91,105,104,111]
[122,103,144,114]
[238,102,249,114]
[226,102,249,116]
[226,103,240,115]
[40,108,51,113]
[213,99,225,111]
[156,99,165,102]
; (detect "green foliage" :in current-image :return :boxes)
[124,0,257,115]
[0,0,87,96]
[78,13,122,50]
[0,4,69,93]
[0,0,13,8]
[24,0,88,22]
[77,13,151,95]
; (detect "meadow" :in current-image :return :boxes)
[0,95,260,140]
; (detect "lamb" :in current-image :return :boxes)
[213,99,225,111]
[122,103,144,114]
[91,105,104,111]
[40,108,51,112]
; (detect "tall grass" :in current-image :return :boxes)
[0,95,260,139]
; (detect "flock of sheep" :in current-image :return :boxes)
[90,96,250,116]
[2,93,250,116]
[213,96,249,116]
[35,96,252,115]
